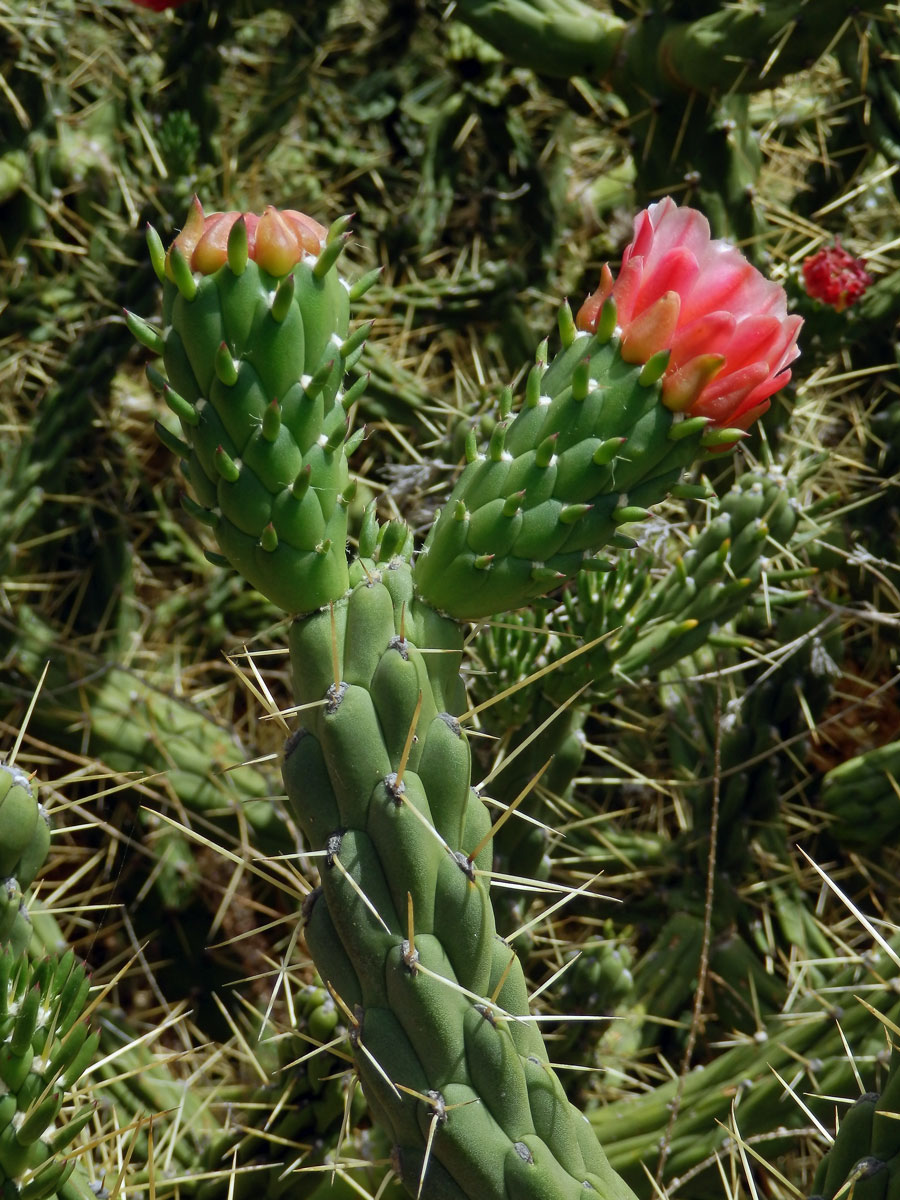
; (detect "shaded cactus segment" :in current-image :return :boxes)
[820,740,900,850]
[414,329,707,619]
[0,763,50,890]
[130,202,365,615]
[283,561,636,1199]
[0,946,98,1200]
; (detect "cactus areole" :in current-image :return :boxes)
[414,197,802,619]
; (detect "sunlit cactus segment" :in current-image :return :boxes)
[128,199,362,614]
[282,560,636,1200]
[414,199,801,621]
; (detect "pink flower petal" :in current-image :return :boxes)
[631,246,700,319]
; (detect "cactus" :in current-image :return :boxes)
[0,944,98,1200]
[120,191,810,1200]
[809,1044,900,1200]
[0,764,51,958]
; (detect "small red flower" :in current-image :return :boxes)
[802,241,872,312]
[577,198,802,433]
[168,197,327,277]
[130,0,191,9]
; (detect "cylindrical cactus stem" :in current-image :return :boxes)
[414,199,801,621]
[282,555,636,1200]
[128,200,370,616]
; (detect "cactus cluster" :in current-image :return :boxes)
[0,946,97,1200]
[5,5,900,1197]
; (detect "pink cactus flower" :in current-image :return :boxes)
[577,197,802,433]
[802,241,872,312]
[167,197,327,277]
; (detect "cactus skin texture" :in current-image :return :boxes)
[0,764,51,956]
[820,740,900,851]
[0,945,98,1200]
[128,200,364,616]
[808,1045,900,1200]
[283,556,636,1200]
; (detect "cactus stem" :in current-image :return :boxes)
[324,980,360,1035]
[124,310,164,355]
[341,373,369,412]
[154,421,190,458]
[394,690,423,792]
[558,299,577,348]
[535,432,558,468]
[340,321,372,360]
[559,502,591,525]
[226,215,249,275]
[146,224,166,283]
[593,437,626,466]
[498,386,513,419]
[345,426,366,456]
[260,522,278,552]
[333,855,393,934]
[270,274,295,323]
[489,950,518,1008]
[349,266,382,302]
[214,342,239,386]
[638,348,671,386]
[669,415,710,441]
[406,892,417,965]
[417,1104,441,1199]
[314,230,351,280]
[357,1036,403,1101]
[469,757,552,868]
[596,296,617,343]
[464,428,479,464]
[572,357,591,401]
[329,603,341,693]
[163,384,199,427]
[262,398,281,442]
[214,445,240,482]
[168,244,197,300]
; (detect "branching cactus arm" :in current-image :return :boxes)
[129,196,800,1200]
